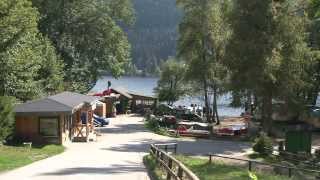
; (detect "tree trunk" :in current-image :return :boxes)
[203,80,211,123]
[213,85,220,125]
[262,92,273,135]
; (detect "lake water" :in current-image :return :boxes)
[91,76,243,116]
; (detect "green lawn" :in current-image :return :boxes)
[0,145,65,172]
[175,155,291,180]
[143,154,291,180]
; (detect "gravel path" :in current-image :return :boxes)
[0,114,251,180]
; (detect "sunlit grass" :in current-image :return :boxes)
[0,145,64,172]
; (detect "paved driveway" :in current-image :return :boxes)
[0,114,251,180]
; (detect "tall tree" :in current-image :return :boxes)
[155,58,187,105]
[0,0,64,101]
[32,0,135,92]
[307,0,320,105]
[226,0,311,133]
[177,0,231,123]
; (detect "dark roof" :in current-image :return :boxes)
[111,87,132,99]
[15,91,101,114]
[49,91,100,108]
[129,92,157,100]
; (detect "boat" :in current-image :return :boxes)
[213,117,248,136]
[174,121,210,138]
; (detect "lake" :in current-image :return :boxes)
[91,76,244,116]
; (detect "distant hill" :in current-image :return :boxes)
[126,0,181,76]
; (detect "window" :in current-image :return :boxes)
[39,117,59,137]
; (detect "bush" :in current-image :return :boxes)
[0,96,15,143]
[252,132,273,156]
[315,149,320,160]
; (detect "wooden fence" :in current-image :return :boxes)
[207,154,320,179]
[150,143,199,180]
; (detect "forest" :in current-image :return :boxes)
[0,0,320,138]
[126,0,181,76]
[155,0,320,133]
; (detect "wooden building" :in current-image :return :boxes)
[129,92,157,113]
[14,92,101,145]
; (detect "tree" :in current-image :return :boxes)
[306,0,320,105]
[155,59,187,105]
[177,0,231,123]
[32,0,135,92]
[0,0,64,101]
[0,96,15,143]
[226,0,311,133]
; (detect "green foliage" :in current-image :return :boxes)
[155,59,188,105]
[144,116,168,136]
[128,0,181,75]
[143,155,165,180]
[177,0,231,122]
[226,0,312,132]
[0,96,15,143]
[252,133,273,156]
[0,0,64,101]
[32,0,134,92]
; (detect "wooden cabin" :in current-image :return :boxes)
[129,92,157,113]
[14,92,101,145]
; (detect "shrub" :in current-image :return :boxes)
[252,132,273,156]
[0,96,15,143]
[315,149,320,159]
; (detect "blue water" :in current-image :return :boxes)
[91,76,243,116]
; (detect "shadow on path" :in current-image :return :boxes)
[101,138,250,156]
[37,163,145,176]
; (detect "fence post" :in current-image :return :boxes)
[209,154,212,164]
[178,166,183,179]
[165,145,168,153]
[160,151,164,161]
[156,150,160,160]
[167,159,173,180]
[174,144,177,154]
[248,161,252,171]
[288,168,292,178]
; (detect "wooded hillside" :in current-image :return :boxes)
[127,0,181,75]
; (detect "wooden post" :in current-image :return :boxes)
[288,168,292,177]
[174,144,177,154]
[248,161,252,171]
[178,166,183,179]
[209,154,212,164]
[165,145,168,153]
[167,159,173,180]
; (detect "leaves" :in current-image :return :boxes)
[33,0,134,92]
[155,58,187,105]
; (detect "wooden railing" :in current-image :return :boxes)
[207,154,320,179]
[150,143,199,180]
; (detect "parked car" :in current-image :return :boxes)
[93,114,110,127]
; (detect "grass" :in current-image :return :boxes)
[143,154,291,180]
[143,155,166,180]
[248,152,280,164]
[175,155,291,180]
[0,144,65,172]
